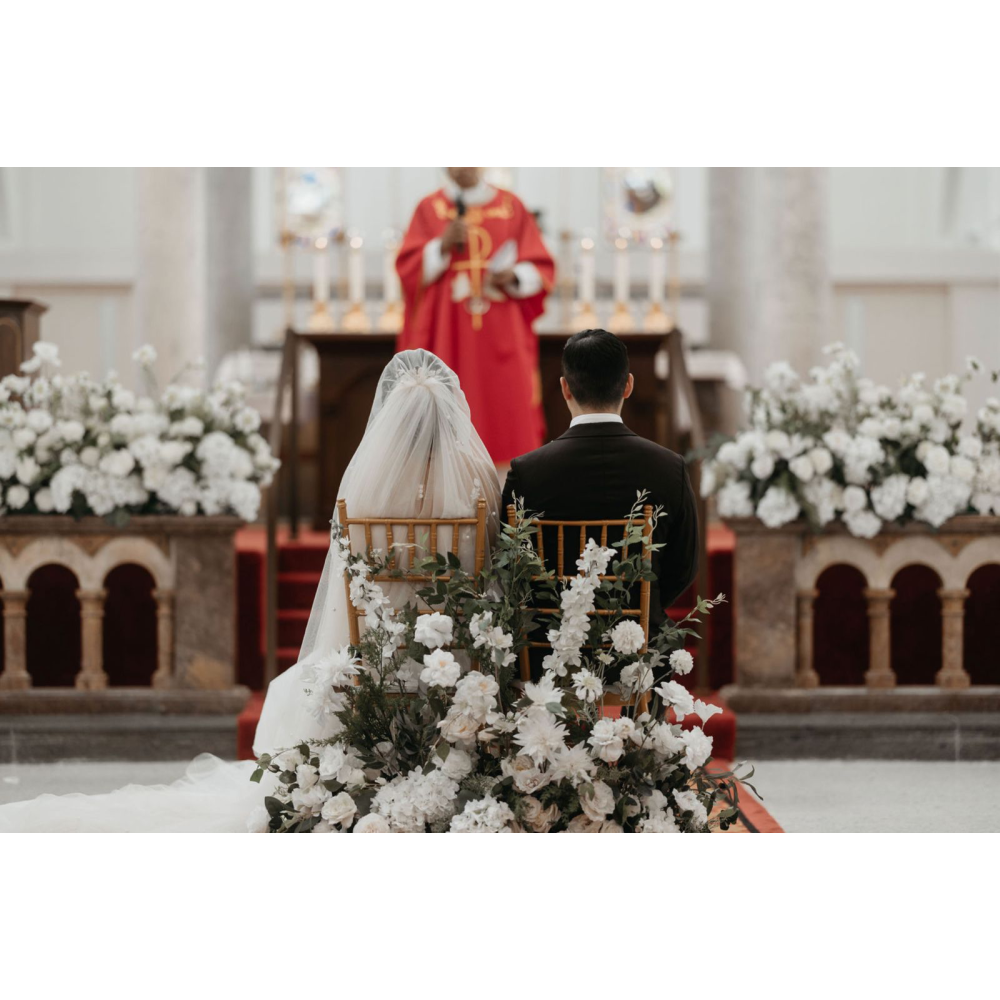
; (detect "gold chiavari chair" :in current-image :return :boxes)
[507,503,655,713]
[337,496,488,645]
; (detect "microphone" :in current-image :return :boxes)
[453,194,467,249]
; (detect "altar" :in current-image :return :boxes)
[295,330,674,529]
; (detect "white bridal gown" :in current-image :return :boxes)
[0,351,501,833]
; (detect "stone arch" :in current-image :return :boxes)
[91,537,174,591]
[26,563,82,686]
[7,537,101,591]
[954,537,1000,587]
[880,536,963,589]
[795,537,879,591]
[889,562,943,684]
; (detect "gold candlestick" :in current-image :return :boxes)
[571,235,600,332]
[607,235,634,333]
[341,233,371,333]
[643,236,672,332]
[305,236,336,333]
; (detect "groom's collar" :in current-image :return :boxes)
[557,421,637,440]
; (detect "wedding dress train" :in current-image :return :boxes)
[0,350,501,832]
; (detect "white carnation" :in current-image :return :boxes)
[420,648,461,688]
[609,619,645,655]
[414,612,454,648]
[669,649,694,676]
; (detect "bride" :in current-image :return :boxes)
[0,350,501,832]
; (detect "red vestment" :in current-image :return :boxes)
[396,187,555,464]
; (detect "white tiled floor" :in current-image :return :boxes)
[1,758,998,832]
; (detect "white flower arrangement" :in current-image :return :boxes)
[702,344,1000,537]
[0,341,279,522]
[251,495,751,833]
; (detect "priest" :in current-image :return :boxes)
[396,168,555,466]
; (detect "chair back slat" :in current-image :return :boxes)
[506,504,654,713]
[337,498,489,644]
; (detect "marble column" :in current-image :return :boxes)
[0,590,31,690]
[708,168,830,387]
[863,587,896,689]
[795,588,820,688]
[936,587,972,689]
[135,168,253,383]
[75,589,108,690]
[151,588,175,689]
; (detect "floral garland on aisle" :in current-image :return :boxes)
[0,342,279,522]
[250,494,752,833]
[701,343,1000,537]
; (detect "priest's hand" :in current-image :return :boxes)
[440,219,467,254]
[488,268,518,290]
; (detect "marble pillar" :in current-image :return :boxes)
[0,590,31,690]
[708,168,830,387]
[936,587,972,689]
[135,168,253,382]
[151,588,175,689]
[76,589,109,690]
[863,588,896,689]
[795,588,820,688]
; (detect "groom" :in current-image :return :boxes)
[501,329,699,641]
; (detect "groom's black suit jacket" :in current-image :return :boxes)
[500,420,699,632]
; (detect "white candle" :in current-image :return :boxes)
[348,235,365,304]
[313,238,330,306]
[383,239,400,305]
[613,237,630,303]
[579,237,595,303]
[648,237,665,305]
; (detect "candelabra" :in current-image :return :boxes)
[607,232,635,333]
[379,230,403,333]
[570,235,599,332]
[642,235,672,332]
[341,233,371,333]
[305,236,336,333]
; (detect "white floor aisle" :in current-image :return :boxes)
[1,759,998,832]
[745,760,1000,832]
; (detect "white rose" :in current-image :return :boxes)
[789,455,815,483]
[959,436,983,460]
[906,477,929,506]
[580,780,616,823]
[353,812,390,833]
[321,791,357,829]
[34,488,54,513]
[26,409,53,434]
[765,430,791,456]
[950,456,976,483]
[923,445,950,477]
[437,746,474,781]
[808,447,833,476]
[609,619,645,655]
[420,648,461,688]
[6,484,29,509]
[15,456,40,485]
[842,485,868,514]
[414,612,454,649]
[750,453,775,480]
[438,711,480,745]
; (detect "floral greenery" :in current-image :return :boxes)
[701,343,1000,537]
[0,341,279,522]
[250,492,753,834]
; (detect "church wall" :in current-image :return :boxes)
[0,167,996,400]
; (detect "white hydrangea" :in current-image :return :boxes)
[717,480,754,518]
[756,486,800,528]
[449,795,516,833]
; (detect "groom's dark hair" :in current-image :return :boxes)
[561,329,630,408]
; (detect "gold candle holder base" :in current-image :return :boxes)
[378,301,404,333]
[306,301,336,333]
[642,301,673,333]
[607,302,635,334]
[570,302,600,333]
[341,303,372,333]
